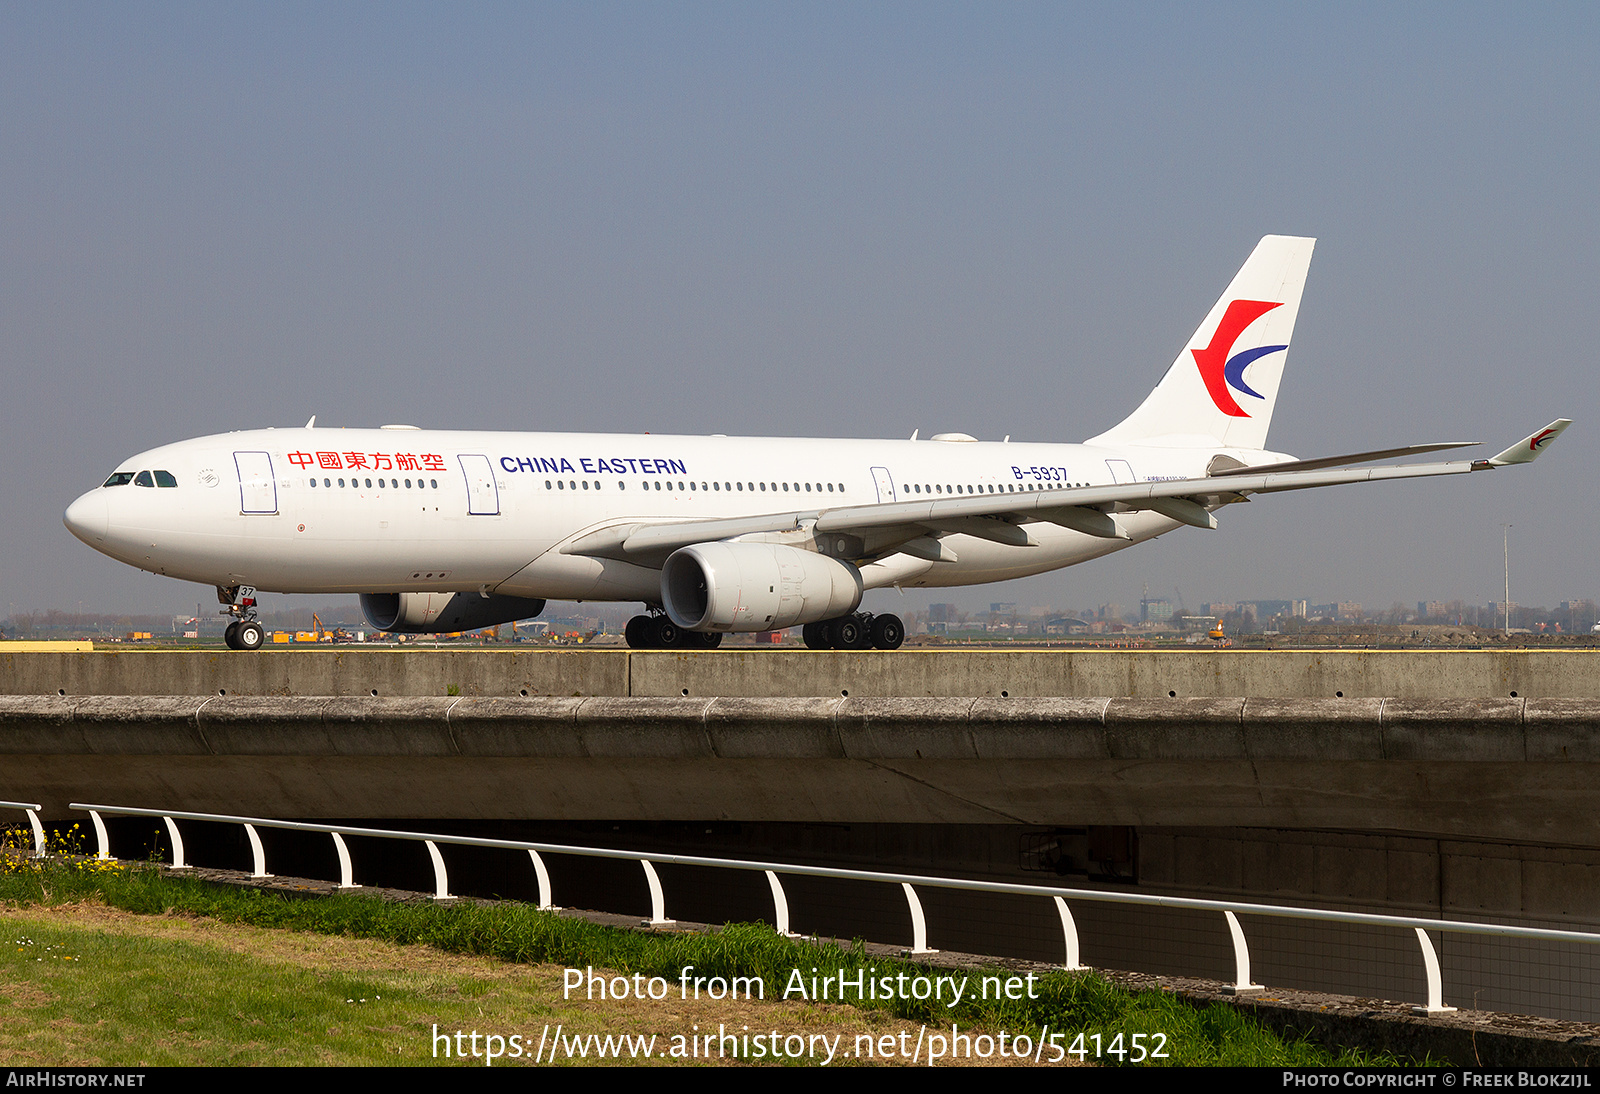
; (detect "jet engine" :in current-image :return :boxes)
[661,542,862,632]
[359,592,547,634]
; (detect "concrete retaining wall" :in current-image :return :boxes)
[5,648,1600,699]
[4,694,1598,839]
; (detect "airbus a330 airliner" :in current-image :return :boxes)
[64,236,1569,651]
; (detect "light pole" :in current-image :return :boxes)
[1502,523,1513,637]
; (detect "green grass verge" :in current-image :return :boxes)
[0,858,1421,1066]
[4,912,523,1065]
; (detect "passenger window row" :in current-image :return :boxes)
[102,469,1082,497]
[905,482,1086,495]
[308,477,440,490]
[533,478,1087,497]
[541,480,850,494]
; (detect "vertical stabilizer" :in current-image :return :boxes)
[1088,235,1315,451]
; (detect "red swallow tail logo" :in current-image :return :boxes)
[1191,299,1285,417]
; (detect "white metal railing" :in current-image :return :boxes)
[69,801,1600,1016]
[2,801,46,859]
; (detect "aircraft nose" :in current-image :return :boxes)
[64,491,108,545]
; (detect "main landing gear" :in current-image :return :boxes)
[620,610,905,650]
[624,612,724,650]
[803,612,905,651]
[219,585,265,651]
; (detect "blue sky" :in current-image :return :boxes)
[3,4,1595,617]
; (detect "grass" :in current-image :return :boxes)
[5,907,472,1065]
[0,844,1422,1067]
[7,902,930,1067]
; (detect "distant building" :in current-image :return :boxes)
[1245,600,1295,620]
[1140,598,1173,623]
[1562,601,1596,629]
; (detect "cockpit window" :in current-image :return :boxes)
[103,472,135,487]
[153,470,177,488]
[133,471,155,487]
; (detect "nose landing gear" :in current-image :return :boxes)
[219,585,266,651]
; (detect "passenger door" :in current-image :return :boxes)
[234,452,277,514]
[871,466,898,503]
[459,454,500,515]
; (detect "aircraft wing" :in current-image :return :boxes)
[562,420,1571,564]
[1205,441,1477,477]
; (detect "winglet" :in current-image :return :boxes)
[1486,419,1572,466]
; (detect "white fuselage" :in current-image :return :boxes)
[63,427,1254,603]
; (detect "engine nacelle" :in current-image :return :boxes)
[359,592,547,634]
[662,542,862,632]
